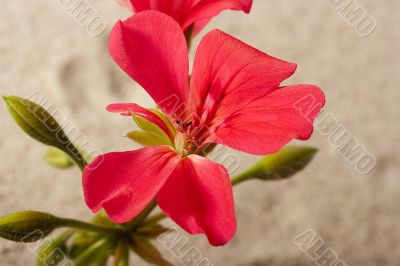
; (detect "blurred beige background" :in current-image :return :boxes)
[1,0,399,265]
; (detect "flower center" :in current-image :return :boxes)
[174,132,195,156]
[173,119,199,156]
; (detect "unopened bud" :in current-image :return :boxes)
[0,211,62,242]
[231,146,318,185]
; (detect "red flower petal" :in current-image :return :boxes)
[211,85,325,154]
[109,11,189,117]
[157,155,236,246]
[82,146,180,223]
[189,29,297,125]
[182,0,252,31]
[125,0,252,34]
[127,0,150,12]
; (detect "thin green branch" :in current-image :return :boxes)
[60,218,126,236]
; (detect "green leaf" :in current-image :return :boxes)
[131,236,172,266]
[37,231,73,266]
[0,211,62,242]
[231,146,318,185]
[44,147,74,169]
[3,96,87,170]
[136,224,170,238]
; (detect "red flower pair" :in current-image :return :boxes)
[82,2,325,246]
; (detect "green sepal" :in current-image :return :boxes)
[148,108,176,137]
[126,130,172,146]
[90,211,116,228]
[129,114,174,146]
[231,146,318,185]
[132,115,164,135]
[132,115,172,145]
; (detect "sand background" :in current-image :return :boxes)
[1,0,399,265]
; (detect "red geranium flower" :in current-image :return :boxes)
[116,0,252,35]
[82,11,325,246]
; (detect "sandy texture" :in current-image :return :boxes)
[0,0,399,265]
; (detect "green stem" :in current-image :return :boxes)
[73,238,113,266]
[230,167,257,186]
[62,141,87,171]
[113,241,129,266]
[120,249,129,266]
[60,218,126,236]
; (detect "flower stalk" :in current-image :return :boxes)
[60,218,127,236]
[113,240,129,266]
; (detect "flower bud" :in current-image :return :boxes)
[3,96,87,169]
[3,96,69,147]
[0,211,62,242]
[231,146,318,185]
